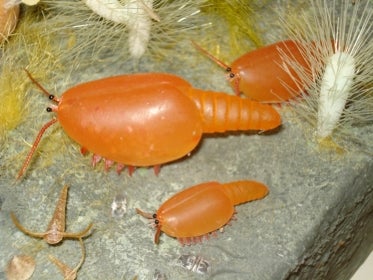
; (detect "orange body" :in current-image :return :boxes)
[195,40,310,103]
[18,72,281,177]
[57,73,280,166]
[231,40,309,102]
[58,74,203,166]
[137,180,269,244]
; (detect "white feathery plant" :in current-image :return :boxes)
[280,0,372,151]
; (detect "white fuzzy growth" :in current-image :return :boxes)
[317,51,355,138]
[279,0,372,150]
[83,0,132,23]
[126,0,154,59]
[83,0,157,59]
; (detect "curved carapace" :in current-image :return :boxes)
[18,72,281,178]
[136,180,269,244]
[58,74,203,166]
[194,40,310,103]
[232,40,310,102]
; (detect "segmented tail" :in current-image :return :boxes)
[219,180,269,206]
[186,89,281,133]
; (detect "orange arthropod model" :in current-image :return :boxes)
[194,40,310,103]
[136,180,269,245]
[17,72,281,178]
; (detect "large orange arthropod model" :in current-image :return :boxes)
[194,40,311,103]
[136,180,269,245]
[17,72,281,178]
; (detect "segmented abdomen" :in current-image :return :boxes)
[185,88,281,133]
[219,181,269,206]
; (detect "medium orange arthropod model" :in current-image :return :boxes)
[17,72,281,178]
[136,180,269,245]
[193,40,311,103]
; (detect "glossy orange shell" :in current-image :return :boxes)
[58,74,203,166]
[157,181,269,239]
[232,40,309,103]
[56,73,281,167]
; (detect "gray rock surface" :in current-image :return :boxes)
[0,1,372,279]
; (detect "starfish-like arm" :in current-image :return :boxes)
[10,212,46,238]
[62,223,94,239]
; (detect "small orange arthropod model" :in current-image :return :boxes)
[10,185,93,244]
[193,40,310,103]
[136,180,269,245]
[17,71,281,178]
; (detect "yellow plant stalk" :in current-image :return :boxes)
[201,0,263,61]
